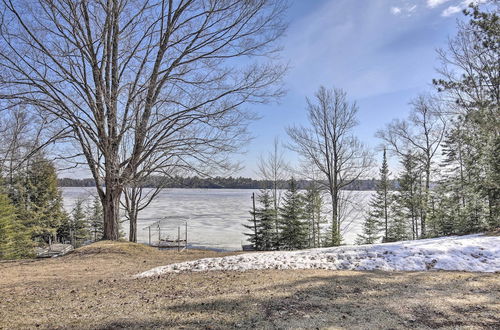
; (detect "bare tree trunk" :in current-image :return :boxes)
[311,211,316,248]
[103,187,121,240]
[316,211,321,247]
[129,210,137,243]
[330,188,340,245]
[422,161,431,237]
[383,171,389,239]
[103,160,122,240]
[123,186,139,243]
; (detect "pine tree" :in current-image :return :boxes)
[358,149,394,244]
[87,197,104,241]
[486,134,500,229]
[244,190,278,250]
[58,199,90,246]
[432,122,467,235]
[0,192,33,259]
[356,214,381,245]
[426,190,450,237]
[388,152,418,242]
[279,178,307,250]
[433,4,500,231]
[364,149,392,241]
[257,190,278,250]
[10,155,67,244]
[0,192,17,259]
[303,182,323,248]
[72,199,89,242]
[244,192,261,249]
[55,213,72,244]
[431,120,490,235]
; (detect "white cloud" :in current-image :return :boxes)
[390,4,418,17]
[462,0,488,6]
[427,0,452,8]
[390,7,402,15]
[442,5,462,16]
[440,0,487,17]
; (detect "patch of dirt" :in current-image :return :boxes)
[0,241,499,329]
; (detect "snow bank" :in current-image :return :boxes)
[136,234,500,277]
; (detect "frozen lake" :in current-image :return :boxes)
[61,187,371,250]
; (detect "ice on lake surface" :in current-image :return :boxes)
[61,187,371,251]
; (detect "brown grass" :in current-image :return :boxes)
[1,241,499,329]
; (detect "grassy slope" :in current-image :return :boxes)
[0,241,499,329]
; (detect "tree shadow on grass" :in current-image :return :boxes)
[95,270,500,329]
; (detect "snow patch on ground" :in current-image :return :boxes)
[137,234,500,277]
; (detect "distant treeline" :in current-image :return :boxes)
[58,176,395,191]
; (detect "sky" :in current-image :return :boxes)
[232,0,477,178]
[58,0,479,180]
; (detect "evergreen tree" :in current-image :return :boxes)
[0,192,18,259]
[427,190,452,237]
[244,190,277,250]
[358,149,394,244]
[72,199,90,242]
[434,4,500,230]
[10,155,67,244]
[488,135,500,229]
[366,149,392,241]
[58,199,90,246]
[433,122,468,235]
[244,193,260,249]
[257,191,278,250]
[56,214,72,244]
[388,152,419,242]
[0,192,33,259]
[279,178,307,250]
[303,182,323,248]
[356,214,381,245]
[87,197,104,241]
[430,119,490,236]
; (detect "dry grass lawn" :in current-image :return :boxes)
[0,241,499,329]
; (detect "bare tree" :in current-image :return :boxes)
[0,107,67,184]
[121,173,170,243]
[376,94,446,237]
[122,184,162,243]
[287,86,373,246]
[258,137,288,207]
[0,0,288,240]
[121,151,184,242]
[434,7,500,120]
[257,136,289,242]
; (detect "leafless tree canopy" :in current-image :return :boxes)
[0,107,65,179]
[376,94,446,236]
[257,137,288,206]
[435,17,500,122]
[287,86,373,245]
[0,0,288,239]
[377,95,446,160]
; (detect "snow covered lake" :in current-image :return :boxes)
[61,187,371,251]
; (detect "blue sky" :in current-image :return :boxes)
[234,0,476,178]
[58,0,479,179]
